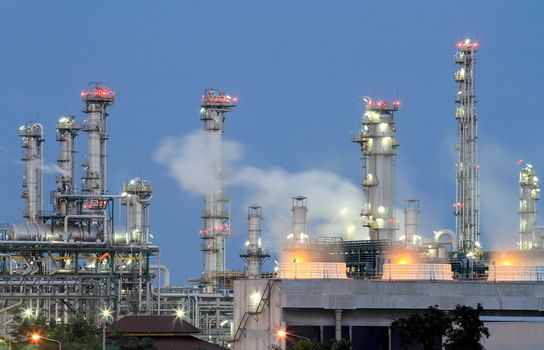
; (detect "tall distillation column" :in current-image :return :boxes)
[54,116,82,215]
[519,164,540,250]
[352,99,399,241]
[81,83,115,195]
[240,206,270,278]
[199,89,238,291]
[19,122,44,224]
[454,39,480,256]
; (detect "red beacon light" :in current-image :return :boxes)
[81,83,115,104]
[200,88,238,108]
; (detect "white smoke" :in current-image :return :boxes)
[154,129,242,196]
[154,129,362,251]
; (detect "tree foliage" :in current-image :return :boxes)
[9,309,157,350]
[392,304,490,350]
[444,304,489,350]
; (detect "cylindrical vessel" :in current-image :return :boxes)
[292,196,308,245]
[246,206,263,278]
[8,223,99,242]
[122,178,152,244]
[19,123,44,224]
[404,199,420,246]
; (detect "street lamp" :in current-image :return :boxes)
[101,306,112,350]
[276,329,311,342]
[31,334,62,350]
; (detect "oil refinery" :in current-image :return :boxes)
[1,38,544,350]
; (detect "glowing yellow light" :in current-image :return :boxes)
[31,334,41,341]
[397,259,408,265]
[174,307,185,319]
[501,260,512,266]
[22,308,33,318]
[277,330,286,338]
[101,306,112,320]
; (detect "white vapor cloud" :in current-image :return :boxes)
[154,129,362,251]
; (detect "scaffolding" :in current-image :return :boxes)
[454,39,481,257]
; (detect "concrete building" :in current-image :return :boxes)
[233,278,544,350]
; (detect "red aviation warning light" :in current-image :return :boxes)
[457,38,479,51]
[81,83,115,104]
[200,88,238,109]
[366,99,400,112]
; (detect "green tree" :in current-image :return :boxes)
[392,305,450,350]
[330,339,352,350]
[444,304,489,350]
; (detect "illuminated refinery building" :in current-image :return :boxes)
[352,99,400,241]
[454,38,481,257]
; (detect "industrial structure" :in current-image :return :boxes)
[519,163,540,250]
[199,88,238,292]
[3,37,544,350]
[240,206,270,279]
[454,38,481,257]
[352,98,400,241]
[0,83,159,334]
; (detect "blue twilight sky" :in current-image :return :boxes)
[0,1,543,284]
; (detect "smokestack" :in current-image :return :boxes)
[81,83,114,195]
[291,196,309,245]
[352,98,399,241]
[55,116,82,214]
[241,205,270,278]
[19,122,44,224]
[519,163,540,250]
[404,199,420,246]
[121,178,153,244]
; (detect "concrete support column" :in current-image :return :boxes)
[335,309,342,340]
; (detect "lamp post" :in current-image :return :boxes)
[31,334,62,350]
[277,329,311,342]
[101,306,112,350]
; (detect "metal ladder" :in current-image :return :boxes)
[232,278,277,342]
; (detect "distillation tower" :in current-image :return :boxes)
[19,122,44,224]
[199,89,238,291]
[352,99,400,241]
[454,38,480,256]
[0,84,158,332]
[519,164,540,250]
[240,206,269,278]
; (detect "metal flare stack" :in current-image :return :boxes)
[199,88,238,291]
[454,38,481,257]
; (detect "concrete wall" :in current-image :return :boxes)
[483,322,544,350]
